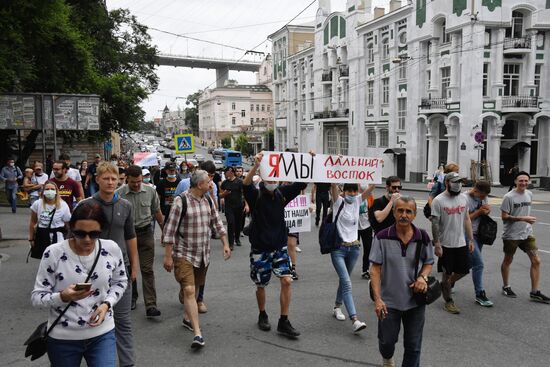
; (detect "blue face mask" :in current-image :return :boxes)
[344,195,356,204]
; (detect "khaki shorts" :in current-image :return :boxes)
[173,258,208,304]
[503,236,538,256]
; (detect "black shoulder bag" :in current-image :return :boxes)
[27,208,56,262]
[24,240,103,361]
[319,201,345,255]
[413,232,441,305]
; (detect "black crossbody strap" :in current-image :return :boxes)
[45,240,103,336]
[414,230,427,279]
[334,201,345,222]
[46,208,56,229]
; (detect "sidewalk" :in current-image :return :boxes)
[0,206,31,242]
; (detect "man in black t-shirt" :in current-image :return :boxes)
[368,176,401,234]
[220,166,247,249]
[156,162,181,221]
[311,182,331,226]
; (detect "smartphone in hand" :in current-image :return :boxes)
[75,283,92,291]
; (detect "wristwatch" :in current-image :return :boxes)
[101,301,111,310]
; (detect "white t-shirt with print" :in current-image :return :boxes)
[431,191,468,248]
[31,199,71,240]
[333,195,362,243]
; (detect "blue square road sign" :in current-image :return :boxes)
[174,134,195,154]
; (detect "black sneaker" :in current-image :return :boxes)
[475,291,494,307]
[258,313,271,331]
[236,239,242,247]
[131,299,137,310]
[277,318,300,338]
[502,286,517,298]
[191,335,205,349]
[361,271,370,280]
[182,318,193,331]
[291,266,299,281]
[530,290,550,304]
[146,307,161,317]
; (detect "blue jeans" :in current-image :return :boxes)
[6,187,17,212]
[330,245,360,318]
[378,305,426,367]
[47,329,116,367]
[89,182,98,196]
[470,236,485,295]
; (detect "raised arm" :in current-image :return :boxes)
[243,152,263,186]
[330,183,340,203]
[361,184,376,201]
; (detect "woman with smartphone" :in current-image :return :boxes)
[31,200,128,367]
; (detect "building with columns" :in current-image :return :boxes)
[270,0,550,185]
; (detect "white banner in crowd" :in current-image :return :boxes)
[259,151,382,184]
[285,195,311,233]
[133,152,158,167]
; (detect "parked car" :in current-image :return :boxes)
[194,154,205,163]
[213,160,224,170]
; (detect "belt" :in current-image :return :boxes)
[341,240,360,247]
[135,224,152,232]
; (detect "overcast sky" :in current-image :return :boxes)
[107,0,389,120]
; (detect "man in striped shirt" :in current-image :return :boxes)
[162,170,231,349]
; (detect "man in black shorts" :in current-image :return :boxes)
[431,172,474,314]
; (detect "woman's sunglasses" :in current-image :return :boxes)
[73,230,102,239]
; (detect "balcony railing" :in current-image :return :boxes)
[504,37,531,50]
[502,95,538,108]
[420,98,447,110]
[312,109,349,119]
[321,72,332,82]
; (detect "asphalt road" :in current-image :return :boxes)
[1,188,550,366]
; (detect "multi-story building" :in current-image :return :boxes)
[271,0,550,186]
[160,106,187,135]
[198,82,273,147]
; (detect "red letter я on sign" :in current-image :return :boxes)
[268,153,281,178]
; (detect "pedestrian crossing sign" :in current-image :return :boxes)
[174,134,195,154]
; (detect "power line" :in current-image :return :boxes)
[148,27,247,51]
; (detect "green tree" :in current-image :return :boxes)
[0,0,158,165]
[221,136,232,149]
[185,91,201,135]
[234,133,252,155]
[265,128,274,150]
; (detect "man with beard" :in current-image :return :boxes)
[431,172,474,314]
[50,160,83,210]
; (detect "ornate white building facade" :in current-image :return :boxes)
[271,0,550,186]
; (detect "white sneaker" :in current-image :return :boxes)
[352,320,367,333]
[333,307,346,321]
[382,357,395,367]
[296,246,302,253]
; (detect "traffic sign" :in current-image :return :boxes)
[174,134,195,154]
[474,131,486,144]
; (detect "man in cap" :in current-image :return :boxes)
[156,161,181,222]
[431,172,474,314]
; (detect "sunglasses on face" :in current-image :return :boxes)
[390,185,403,190]
[73,230,102,239]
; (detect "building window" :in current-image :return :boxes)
[367,81,374,106]
[250,104,254,111]
[441,67,451,99]
[379,129,389,147]
[250,118,254,125]
[382,78,389,105]
[506,11,524,38]
[441,21,451,44]
[231,102,236,110]
[241,110,246,117]
[426,70,431,91]
[256,104,259,111]
[382,38,390,60]
[327,129,338,154]
[261,104,265,112]
[397,98,407,130]
[367,129,376,147]
[367,43,374,63]
[398,60,407,80]
[256,118,260,122]
[503,64,520,96]
[232,117,236,125]
[535,64,542,97]
[426,41,432,64]
[483,63,490,97]
[267,105,270,112]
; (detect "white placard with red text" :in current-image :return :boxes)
[259,151,382,184]
[285,195,311,233]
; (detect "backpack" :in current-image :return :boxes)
[319,201,345,254]
[423,181,444,218]
[175,193,214,236]
[477,215,497,246]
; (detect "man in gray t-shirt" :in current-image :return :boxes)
[431,172,474,314]
[500,171,549,303]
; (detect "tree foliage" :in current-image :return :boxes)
[184,91,201,135]
[221,136,232,149]
[0,0,158,164]
[235,133,252,156]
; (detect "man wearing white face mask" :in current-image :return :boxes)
[243,152,307,338]
[431,172,474,314]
